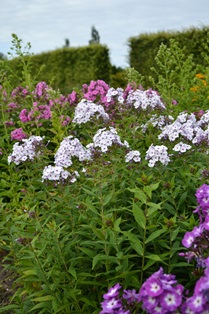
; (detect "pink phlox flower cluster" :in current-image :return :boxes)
[54,136,92,168]
[181,258,209,313]
[125,150,141,163]
[82,80,110,105]
[5,120,15,127]
[145,144,170,167]
[8,135,44,165]
[138,267,183,313]
[106,87,125,104]
[11,128,27,141]
[7,102,20,112]
[100,283,132,314]
[11,86,29,98]
[88,127,129,153]
[60,115,71,126]
[72,99,109,124]
[35,82,51,98]
[126,88,166,111]
[19,103,52,123]
[67,90,78,105]
[141,114,174,133]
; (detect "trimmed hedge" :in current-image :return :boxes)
[7,44,111,94]
[128,25,209,86]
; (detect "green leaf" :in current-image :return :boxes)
[145,254,163,261]
[171,227,180,241]
[32,295,54,302]
[147,202,162,216]
[145,228,167,244]
[92,254,118,269]
[143,182,159,198]
[128,188,147,203]
[132,202,146,229]
[68,266,77,280]
[123,231,143,256]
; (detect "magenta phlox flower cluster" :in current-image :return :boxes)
[82,80,110,106]
[72,99,109,124]
[145,144,170,167]
[126,88,166,111]
[8,136,44,165]
[11,128,27,141]
[54,136,92,167]
[138,267,183,313]
[141,114,174,133]
[88,127,129,153]
[125,150,141,163]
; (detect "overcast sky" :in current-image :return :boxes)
[1,0,209,68]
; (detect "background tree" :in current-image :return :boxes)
[89,26,100,45]
[64,38,70,48]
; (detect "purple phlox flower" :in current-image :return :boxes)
[139,267,183,313]
[142,295,158,311]
[182,231,195,248]
[195,184,209,212]
[103,283,122,300]
[179,251,196,263]
[160,290,182,311]
[122,289,139,304]
[100,298,122,314]
[187,293,205,313]
[192,224,204,237]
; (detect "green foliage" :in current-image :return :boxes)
[128,25,209,88]
[1,34,209,313]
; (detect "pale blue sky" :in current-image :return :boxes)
[1,0,209,67]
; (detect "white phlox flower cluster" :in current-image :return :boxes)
[125,150,141,163]
[145,144,170,167]
[126,89,166,111]
[42,165,79,183]
[54,136,91,167]
[141,114,174,133]
[8,135,44,165]
[173,142,192,153]
[158,111,209,145]
[72,99,109,124]
[87,127,129,153]
[158,112,198,142]
[106,87,124,104]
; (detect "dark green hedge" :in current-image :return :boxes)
[7,44,111,94]
[128,25,209,85]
